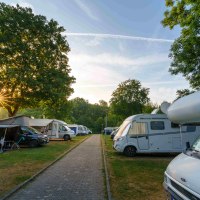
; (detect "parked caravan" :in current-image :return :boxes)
[163,91,200,200]
[83,126,92,134]
[67,124,87,136]
[113,114,200,157]
[30,119,75,141]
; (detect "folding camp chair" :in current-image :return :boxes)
[11,136,25,150]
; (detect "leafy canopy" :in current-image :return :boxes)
[0,3,75,116]
[162,0,200,89]
[110,79,150,118]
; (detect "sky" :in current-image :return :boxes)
[2,0,190,105]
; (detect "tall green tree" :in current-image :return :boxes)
[110,79,150,118]
[0,3,75,116]
[70,98,109,132]
[162,0,200,89]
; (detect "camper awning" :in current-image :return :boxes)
[0,125,19,128]
[29,119,53,127]
[0,116,30,126]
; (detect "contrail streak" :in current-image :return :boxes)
[64,32,174,43]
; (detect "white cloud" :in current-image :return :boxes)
[69,52,170,70]
[86,37,103,46]
[65,32,174,43]
[74,0,99,21]
[11,1,34,11]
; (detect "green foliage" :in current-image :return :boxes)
[70,98,109,133]
[0,108,8,119]
[110,79,150,119]
[0,3,75,116]
[102,135,173,200]
[142,103,158,114]
[162,0,200,89]
[175,89,194,100]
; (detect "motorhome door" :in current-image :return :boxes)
[137,123,149,150]
[51,122,58,138]
[129,122,149,150]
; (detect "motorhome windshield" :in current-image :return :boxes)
[115,120,131,138]
[192,136,200,152]
[64,126,71,131]
[21,126,41,135]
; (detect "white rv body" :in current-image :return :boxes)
[67,124,87,135]
[30,119,75,140]
[167,91,200,125]
[113,114,200,156]
[164,91,200,200]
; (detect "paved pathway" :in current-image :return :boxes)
[7,135,105,200]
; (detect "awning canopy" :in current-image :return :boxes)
[0,116,30,126]
[0,125,19,128]
[29,119,53,127]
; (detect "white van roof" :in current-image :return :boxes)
[125,114,168,122]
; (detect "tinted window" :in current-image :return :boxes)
[171,122,179,128]
[150,121,165,130]
[187,126,196,132]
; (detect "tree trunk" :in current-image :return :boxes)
[6,106,19,117]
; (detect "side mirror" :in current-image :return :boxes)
[186,142,190,150]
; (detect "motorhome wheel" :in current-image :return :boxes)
[63,135,70,141]
[124,146,136,157]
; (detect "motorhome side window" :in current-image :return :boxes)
[186,126,196,132]
[171,122,179,128]
[59,125,66,131]
[129,122,146,136]
[150,121,165,130]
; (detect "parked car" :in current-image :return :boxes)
[0,125,49,149]
[20,126,49,147]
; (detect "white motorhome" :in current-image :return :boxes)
[113,114,200,157]
[30,119,75,141]
[67,124,87,136]
[163,91,200,200]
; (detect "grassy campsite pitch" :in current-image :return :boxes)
[102,135,175,200]
[0,135,88,197]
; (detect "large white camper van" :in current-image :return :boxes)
[30,119,75,141]
[163,91,200,200]
[113,114,200,157]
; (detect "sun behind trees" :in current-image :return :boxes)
[0,3,75,117]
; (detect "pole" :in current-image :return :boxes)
[180,125,183,152]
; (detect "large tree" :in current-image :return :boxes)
[110,79,150,118]
[162,0,200,89]
[0,3,75,116]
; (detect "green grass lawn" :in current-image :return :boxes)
[0,135,88,197]
[102,135,176,200]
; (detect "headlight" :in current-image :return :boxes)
[164,174,168,183]
[117,137,124,141]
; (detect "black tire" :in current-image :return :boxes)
[124,146,136,157]
[63,135,70,141]
[29,140,38,148]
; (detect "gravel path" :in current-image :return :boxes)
[7,135,105,200]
